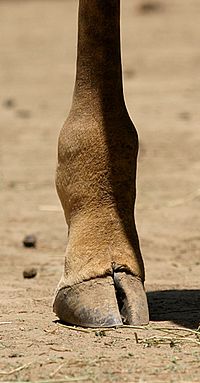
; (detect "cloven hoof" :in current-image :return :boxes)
[53,272,149,328]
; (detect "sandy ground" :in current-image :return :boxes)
[1,0,200,382]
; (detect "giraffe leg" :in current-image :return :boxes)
[53,0,149,328]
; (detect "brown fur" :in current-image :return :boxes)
[55,0,145,290]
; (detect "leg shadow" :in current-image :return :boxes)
[147,289,200,329]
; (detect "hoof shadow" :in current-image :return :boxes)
[147,289,200,329]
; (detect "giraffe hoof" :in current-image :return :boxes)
[53,273,149,327]
[53,276,122,328]
[114,272,149,325]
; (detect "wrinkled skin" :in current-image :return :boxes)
[53,0,149,327]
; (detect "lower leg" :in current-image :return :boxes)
[53,112,149,326]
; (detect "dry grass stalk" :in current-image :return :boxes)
[0,321,12,325]
[2,379,89,383]
[39,205,62,212]
[56,323,90,333]
[50,363,65,378]
[0,362,32,376]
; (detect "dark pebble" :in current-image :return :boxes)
[23,234,37,248]
[23,267,37,279]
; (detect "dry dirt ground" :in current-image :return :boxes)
[1,0,200,382]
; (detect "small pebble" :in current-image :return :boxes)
[23,234,37,248]
[23,267,37,279]
[16,109,31,119]
[3,98,15,109]
[138,1,163,14]
[178,111,191,121]
[124,68,136,79]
